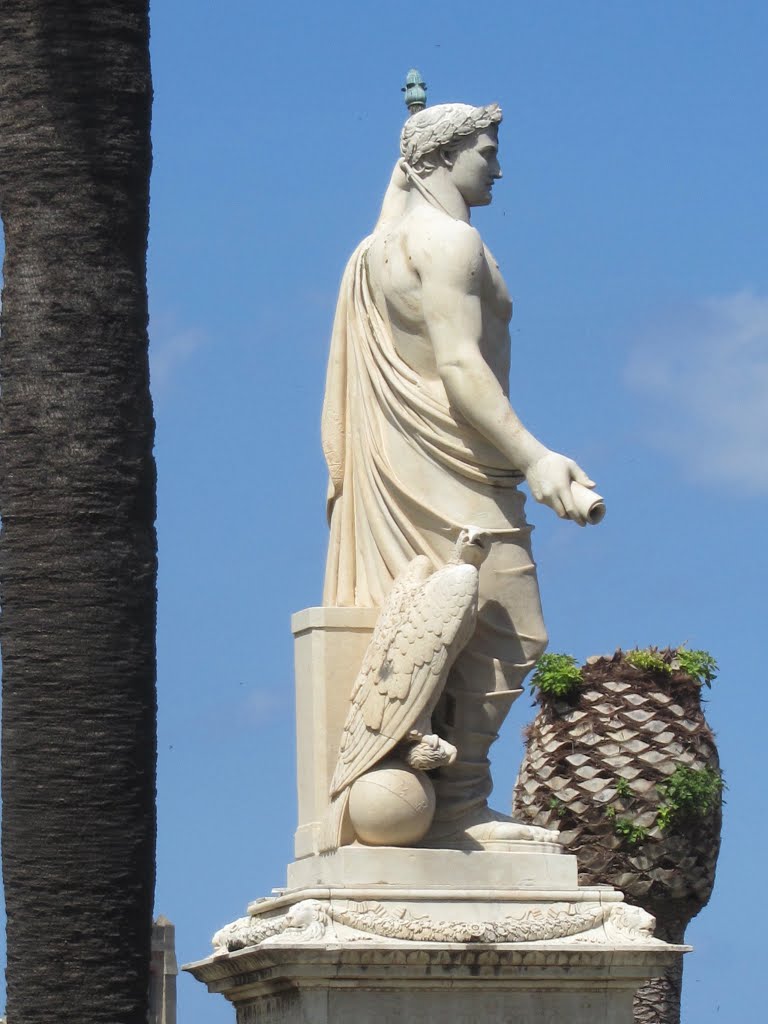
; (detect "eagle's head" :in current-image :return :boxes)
[455,526,491,567]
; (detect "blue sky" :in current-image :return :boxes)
[3,1,767,1020]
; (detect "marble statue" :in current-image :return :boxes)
[321,99,604,851]
[186,82,679,1024]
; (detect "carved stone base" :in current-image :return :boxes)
[185,847,685,1023]
[188,936,683,1024]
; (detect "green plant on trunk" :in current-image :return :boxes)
[674,648,718,688]
[610,814,649,847]
[615,776,632,798]
[625,648,670,674]
[624,645,719,689]
[548,795,566,817]
[656,765,724,831]
[529,653,582,700]
[606,779,647,845]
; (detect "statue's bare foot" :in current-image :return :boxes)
[402,734,458,771]
[417,806,560,851]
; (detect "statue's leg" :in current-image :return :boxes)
[419,526,559,850]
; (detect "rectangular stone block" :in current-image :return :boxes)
[285,845,578,893]
[291,606,378,858]
[189,944,681,1024]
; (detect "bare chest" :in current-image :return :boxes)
[481,244,513,323]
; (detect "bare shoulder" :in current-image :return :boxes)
[405,207,484,284]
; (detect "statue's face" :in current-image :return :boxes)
[447,129,501,207]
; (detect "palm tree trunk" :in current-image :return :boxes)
[0,3,156,1021]
[632,910,687,1024]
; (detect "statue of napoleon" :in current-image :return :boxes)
[321,95,601,851]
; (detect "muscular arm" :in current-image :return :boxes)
[415,219,593,523]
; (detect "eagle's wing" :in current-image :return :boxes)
[328,560,480,799]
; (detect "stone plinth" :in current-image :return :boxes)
[188,936,683,1024]
[291,607,377,859]
[186,846,685,1024]
[284,844,576,893]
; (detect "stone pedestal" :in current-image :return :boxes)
[188,943,678,1024]
[186,845,684,1024]
[186,611,685,1021]
[291,607,377,859]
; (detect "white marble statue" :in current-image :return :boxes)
[321,101,603,850]
[188,89,677,1024]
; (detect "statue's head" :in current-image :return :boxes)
[400,102,503,206]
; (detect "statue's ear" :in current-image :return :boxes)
[439,144,456,170]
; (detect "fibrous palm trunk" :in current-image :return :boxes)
[0,3,156,1022]
[513,651,721,1024]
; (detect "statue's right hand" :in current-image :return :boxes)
[525,451,596,526]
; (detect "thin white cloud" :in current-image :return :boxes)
[625,290,768,494]
[149,319,205,393]
[193,687,288,742]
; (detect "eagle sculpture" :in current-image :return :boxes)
[321,526,491,851]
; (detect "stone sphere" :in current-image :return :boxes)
[348,758,436,846]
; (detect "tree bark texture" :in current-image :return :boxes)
[632,911,687,1024]
[0,3,156,1021]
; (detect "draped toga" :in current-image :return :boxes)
[322,236,547,694]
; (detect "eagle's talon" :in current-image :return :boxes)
[404,734,458,770]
